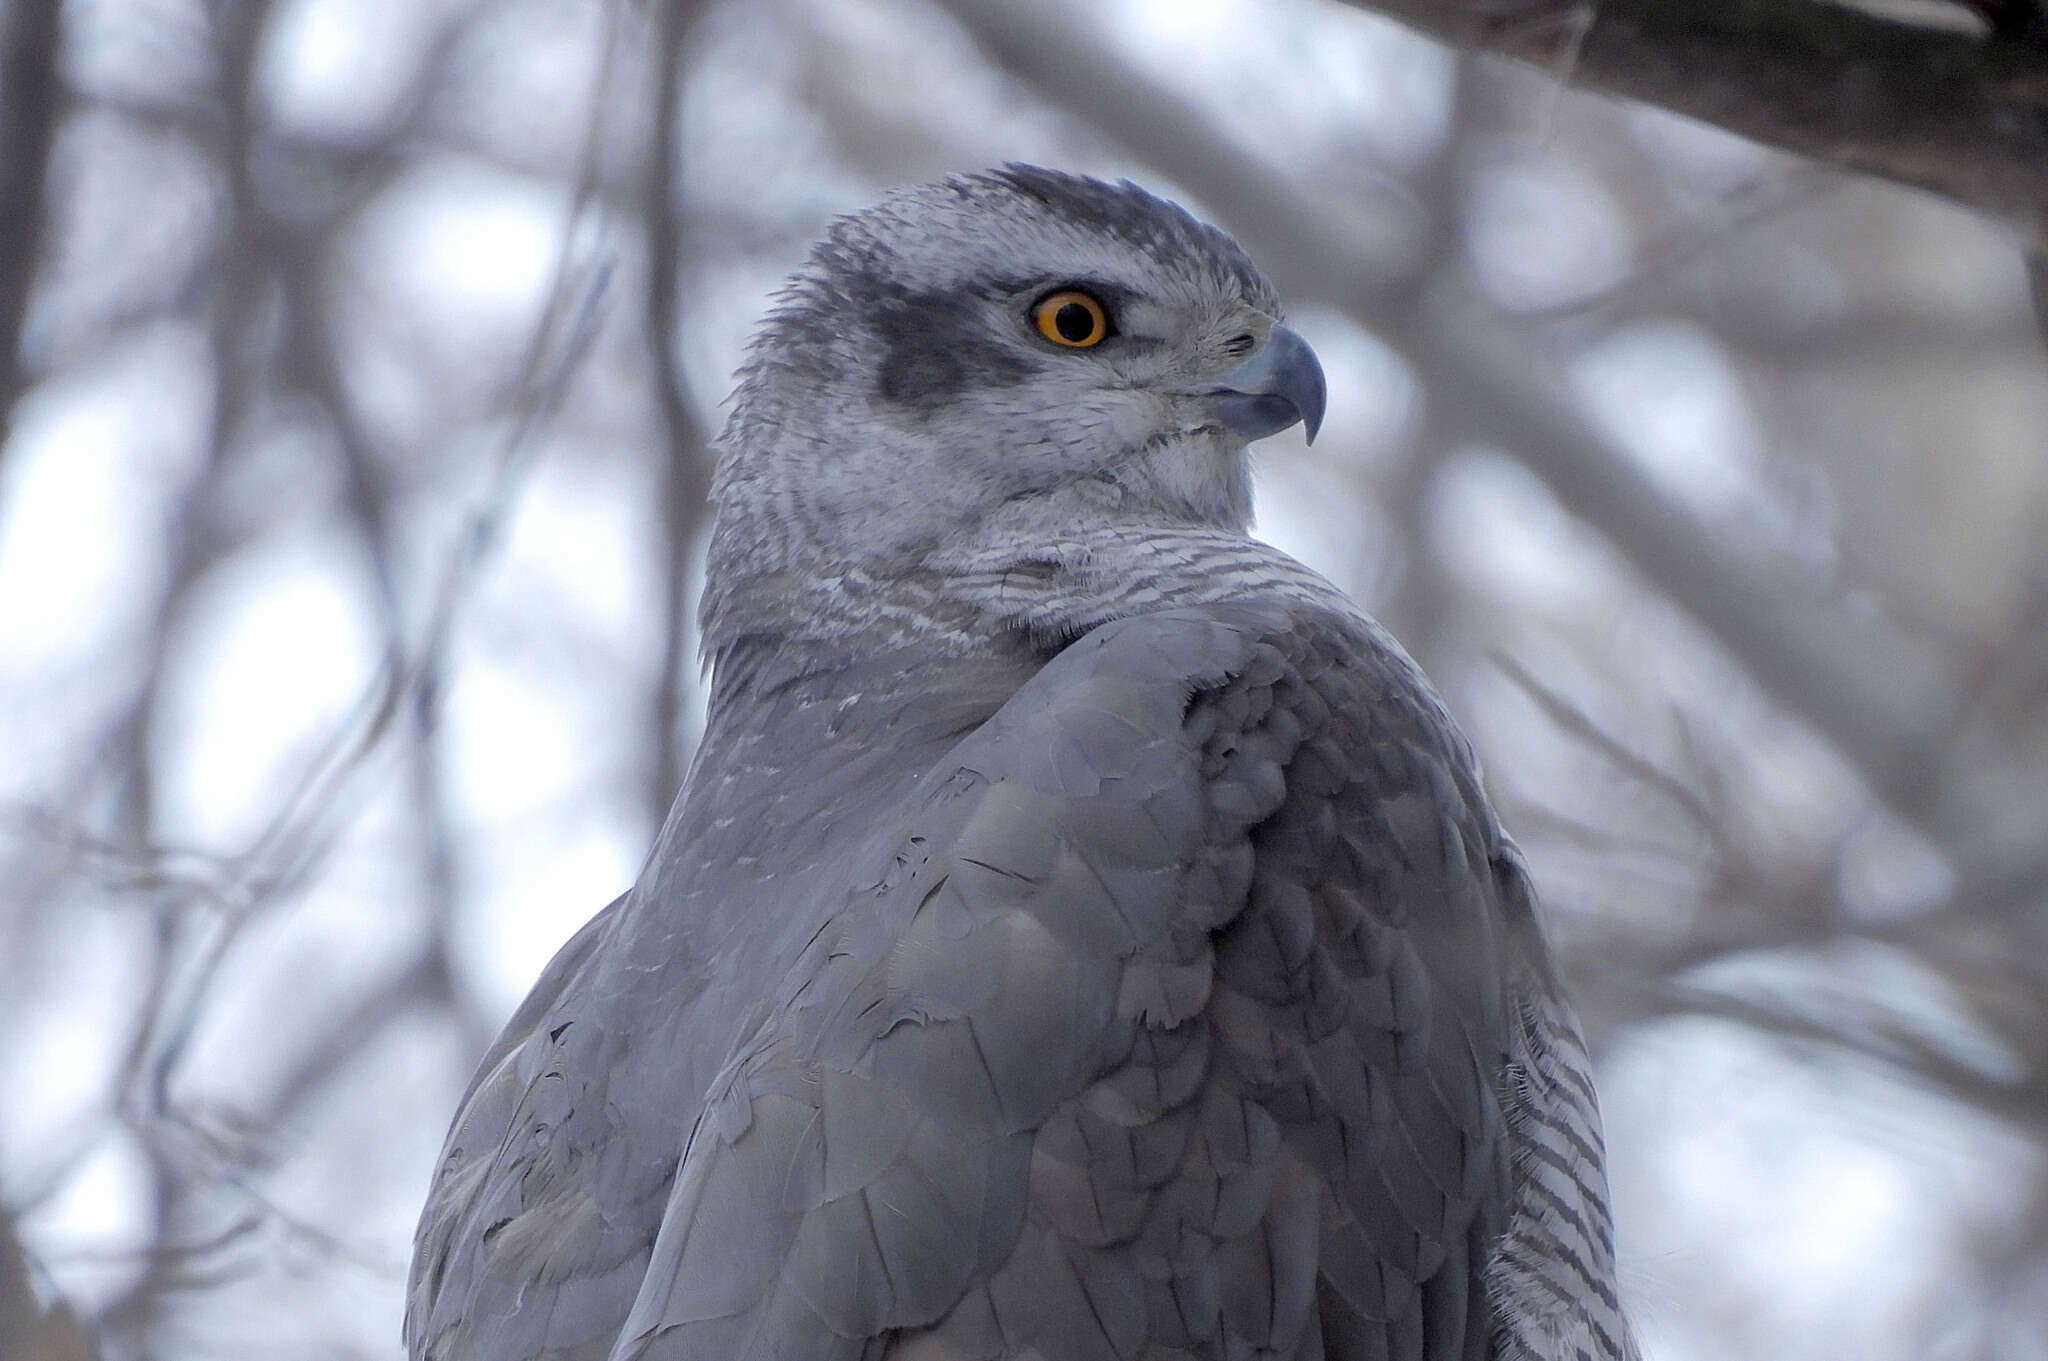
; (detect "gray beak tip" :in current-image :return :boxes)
[1200,324,1328,447]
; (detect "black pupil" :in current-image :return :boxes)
[1054,301,1096,342]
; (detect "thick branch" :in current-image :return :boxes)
[0,0,64,449]
[1337,0,2048,233]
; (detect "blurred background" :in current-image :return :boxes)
[2,0,2045,1357]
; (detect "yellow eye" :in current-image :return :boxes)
[1033,290,1110,348]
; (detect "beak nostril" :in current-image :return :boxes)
[1192,324,1326,446]
[1224,333,1256,357]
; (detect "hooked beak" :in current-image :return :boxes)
[1190,324,1327,445]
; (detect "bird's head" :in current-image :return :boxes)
[704,166,1325,648]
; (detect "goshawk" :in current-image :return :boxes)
[408,166,1633,1361]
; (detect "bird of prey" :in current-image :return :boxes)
[408,166,1633,1361]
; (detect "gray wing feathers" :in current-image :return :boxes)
[418,600,1617,1361]
[1189,627,1512,1361]
[620,601,1533,1361]
[612,609,1281,1359]
[409,893,653,1361]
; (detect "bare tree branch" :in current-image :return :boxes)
[0,0,64,470]
[1332,0,2048,235]
[1491,650,1730,846]
[1649,975,2048,1129]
